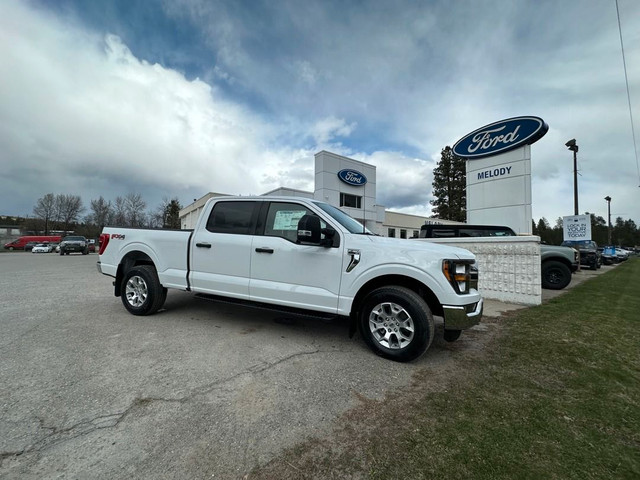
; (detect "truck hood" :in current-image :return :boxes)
[347,234,476,261]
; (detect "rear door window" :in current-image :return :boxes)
[206,201,258,235]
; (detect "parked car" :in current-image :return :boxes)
[615,248,629,262]
[561,240,601,270]
[31,243,51,253]
[23,241,39,252]
[598,247,616,265]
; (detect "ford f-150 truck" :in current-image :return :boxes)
[97,196,483,362]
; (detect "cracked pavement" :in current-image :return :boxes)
[1,253,444,479]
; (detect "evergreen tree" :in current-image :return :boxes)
[163,198,182,229]
[430,146,466,222]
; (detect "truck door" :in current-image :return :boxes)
[249,201,344,313]
[190,200,259,300]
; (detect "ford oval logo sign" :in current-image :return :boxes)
[338,169,367,186]
[453,116,549,159]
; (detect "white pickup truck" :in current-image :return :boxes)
[97,196,483,362]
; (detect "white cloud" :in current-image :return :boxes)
[0,2,318,212]
[311,117,357,145]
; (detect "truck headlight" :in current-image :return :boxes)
[442,260,476,294]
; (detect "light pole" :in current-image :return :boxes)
[604,196,612,245]
[566,139,579,215]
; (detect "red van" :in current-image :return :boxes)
[4,235,62,250]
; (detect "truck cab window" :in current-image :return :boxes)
[264,202,325,242]
[206,201,257,234]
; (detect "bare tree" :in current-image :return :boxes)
[56,194,85,233]
[33,193,56,235]
[89,196,113,227]
[124,192,147,227]
[112,196,127,226]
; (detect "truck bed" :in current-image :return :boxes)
[98,227,193,290]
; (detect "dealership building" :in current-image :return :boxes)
[179,150,459,236]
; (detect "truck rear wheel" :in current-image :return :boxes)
[121,265,167,316]
[358,286,434,362]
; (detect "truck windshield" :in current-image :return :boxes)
[313,201,373,234]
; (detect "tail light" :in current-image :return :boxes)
[98,233,110,255]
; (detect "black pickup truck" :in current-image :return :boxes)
[59,236,89,255]
[561,240,601,270]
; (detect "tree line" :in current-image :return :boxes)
[430,146,640,246]
[26,193,183,238]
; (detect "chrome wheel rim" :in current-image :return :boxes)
[125,275,148,307]
[369,302,414,349]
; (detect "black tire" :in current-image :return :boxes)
[120,265,166,316]
[443,329,462,342]
[358,286,434,362]
[541,260,572,290]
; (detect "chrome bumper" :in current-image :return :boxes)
[442,298,483,330]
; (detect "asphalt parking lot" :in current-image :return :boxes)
[0,252,612,478]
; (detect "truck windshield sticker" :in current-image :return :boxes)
[273,211,306,230]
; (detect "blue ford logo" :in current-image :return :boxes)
[338,169,367,186]
[453,116,548,159]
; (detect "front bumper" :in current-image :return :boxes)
[442,298,483,330]
[62,245,85,251]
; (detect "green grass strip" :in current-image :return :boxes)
[371,258,640,480]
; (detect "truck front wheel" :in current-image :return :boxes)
[359,286,434,362]
[541,260,571,290]
[121,265,167,316]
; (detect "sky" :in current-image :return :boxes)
[1,0,639,227]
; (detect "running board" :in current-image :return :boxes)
[194,293,343,321]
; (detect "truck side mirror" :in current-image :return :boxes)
[297,215,322,245]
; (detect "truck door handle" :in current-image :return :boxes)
[255,247,274,254]
[196,242,212,248]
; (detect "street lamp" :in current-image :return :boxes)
[566,139,579,215]
[604,196,612,245]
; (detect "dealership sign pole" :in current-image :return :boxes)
[453,116,549,234]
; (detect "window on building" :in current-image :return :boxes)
[400,229,407,239]
[206,201,257,235]
[340,193,362,209]
[412,230,419,238]
[388,228,396,238]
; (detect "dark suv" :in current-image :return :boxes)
[561,240,601,270]
[59,236,89,255]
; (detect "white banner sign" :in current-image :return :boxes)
[563,215,592,241]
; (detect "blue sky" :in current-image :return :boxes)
[1,0,639,226]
